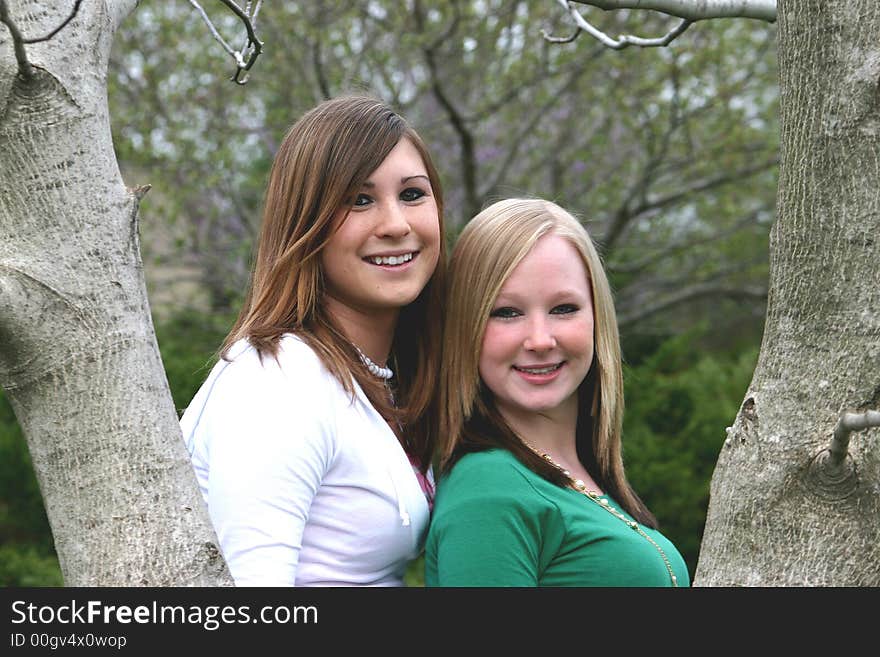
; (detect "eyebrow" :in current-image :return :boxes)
[361,174,431,188]
[494,289,589,303]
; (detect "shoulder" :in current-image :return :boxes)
[217,335,338,397]
[437,449,551,504]
[185,335,343,459]
[430,449,563,545]
[274,334,331,377]
[190,335,345,434]
[224,334,325,374]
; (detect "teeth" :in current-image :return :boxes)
[517,364,561,375]
[368,253,414,266]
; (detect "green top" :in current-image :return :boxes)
[425,448,690,587]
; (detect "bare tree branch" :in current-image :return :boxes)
[20,0,83,44]
[545,1,775,48]
[479,68,586,201]
[187,0,264,84]
[603,154,777,251]
[311,33,331,100]
[619,254,766,305]
[829,410,880,467]
[543,26,582,44]
[414,0,479,219]
[617,282,767,328]
[0,0,85,79]
[609,208,766,276]
[545,0,693,48]
[570,0,776,22]
[601,102,685,250]
[425,0,462,53]
[0,0,33,79]
[635,156,778,217]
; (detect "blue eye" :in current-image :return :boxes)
[353,193,373,207]
[490,307,521,319]
[551,304,578,315]
[400,187,426,202]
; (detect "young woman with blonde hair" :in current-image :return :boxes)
[425,198,688,587]
[181,95,445,586]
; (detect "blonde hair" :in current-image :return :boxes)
[440,198,655,525]
[221,94,446,468]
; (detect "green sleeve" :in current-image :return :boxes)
[427,456,552,587]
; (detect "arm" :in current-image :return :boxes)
[429,460,547,586]
[200,350,336,586]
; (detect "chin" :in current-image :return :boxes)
[384,288,427,308]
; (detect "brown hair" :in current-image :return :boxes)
[439,198,656,526]
[221,95,446,469]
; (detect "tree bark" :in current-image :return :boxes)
[695,0,880,586]
[3,0,877,588]
[0,0,232,585]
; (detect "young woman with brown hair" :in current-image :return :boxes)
[181,95,445,586]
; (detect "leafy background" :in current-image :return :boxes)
[0,1,777,586]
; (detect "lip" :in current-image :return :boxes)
[513,362,564,383]
[365,250,419,258]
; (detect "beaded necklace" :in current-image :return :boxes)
[525,445,679,587]
[356,347,394,380]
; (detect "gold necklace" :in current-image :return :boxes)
[526,446,679,587]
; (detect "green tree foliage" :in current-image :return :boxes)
[110,2,778,341]
[1,315,757,586]
[2,2,776,586]
[622,328,759,579]
[0,393,63,585]
[0,312,232,586]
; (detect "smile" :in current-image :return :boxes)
[513,363,563,375]
[365,252,416,266]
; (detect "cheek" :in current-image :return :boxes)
[418,205,441,247]
[320,231,360,291]
[479,324,513,374]
[567,319,595,359]
[320,244,345,281]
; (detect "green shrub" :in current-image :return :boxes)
[0,545,63,587]
[153,311,236,414]
[0,311,233,587]
[622,329,758,581]
[1,313,757,587]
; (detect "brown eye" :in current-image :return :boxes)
[400,188,426,202]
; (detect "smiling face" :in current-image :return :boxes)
[478,233,595,428]
[320,137,441,324]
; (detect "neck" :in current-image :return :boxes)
[499,401,579,464]
[324,295,398,364]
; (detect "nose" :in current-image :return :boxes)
[523,316,556,352]
[376,201,412,239]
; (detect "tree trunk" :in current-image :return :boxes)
[0,0,232,585]
[695,0,880,586]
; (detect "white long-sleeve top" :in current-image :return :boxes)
[180,334,431,586]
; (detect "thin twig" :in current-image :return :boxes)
[0,0,34,79]
[829,410,880,466]
[21,0,83,44]
[187,0,264,84]
[541,27,581,43]
[217,0,263,84]
[188,1,238,60]
[545,0,693,49]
